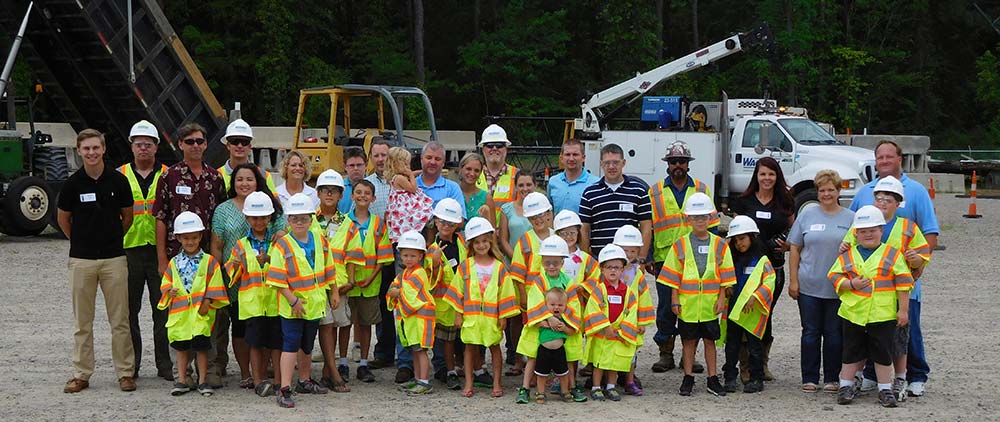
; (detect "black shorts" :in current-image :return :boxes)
[534,345,569,377]
[678,319,721,341]
[230,302,246,338]
[245,316,283,350]
[171,335,211,352]
[842,320,895,366]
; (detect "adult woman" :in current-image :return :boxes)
[729,157,794,380]
[276,151,318,209]
[497,170,538,259]
[787,170,854,393]
[210,164,287,389]
[458,153,491,220]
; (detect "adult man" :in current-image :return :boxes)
[648,141,717,373]
[416,141,465,212]
[119,120,171,381]
[365,139,392,217]
[58,129,136,393]
[216,118,277,193]
[153,123,227,387]
[547,138,599,214]
[339,147,368,213]
[850,140,939,397]
[365,139,397,370]
[476,124,517,205]
[578,143,652,256]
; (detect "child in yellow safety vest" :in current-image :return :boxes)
[508,192,556,375]
[583,245,641,402]
[225,192,284,398]
[657,192,735,397]
[832,205,915,408]
[443,217,520,398]
[157,211,230,397]
[611,225,656,396]
[387,230,436,395]
[721,215,776,394]
[425,198,467,390]
[266,193,340,408]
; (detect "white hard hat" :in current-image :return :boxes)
[479,124,511,146]
[873,176,905,201]
[315,169,345,189]
[684,192,715,216]
[397,230,427,251]
[173,211,205,235]
[129,120,159,143]
[224,118,254,142]
[243,191,275,216]
[853,205,886,229]
[613,225,643,247]
[598,244,628,264]
[433,198,464,223]
[522,192,552,218]
[553,210,582,232]
[727,215,760,238]
[538,236,569,257]
[284,193,315,215]
[464,217,495,240]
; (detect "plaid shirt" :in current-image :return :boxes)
[365,172,391,218]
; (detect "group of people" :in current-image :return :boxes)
[57,119,936,409]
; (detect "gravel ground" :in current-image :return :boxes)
[1,194,995,421]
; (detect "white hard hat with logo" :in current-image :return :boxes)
[522,192,552,218]
[243,191,275,216]
[727,215,760,238]
[539,236,569,257]
[613,225,643,247]
[284,193,316,215]
[129,120,159,143]
[433,198,464,223]
[397,230,427,251]
[853,205,886,229]
[224,118,254,142]
[479,124,511,146]
[873,175,905,201]
[553,210,582,231]
[598,244,628,264]
[464,217,495,240]
[315,169,345,189]
[173,211,205,235]
[684,192,715,216]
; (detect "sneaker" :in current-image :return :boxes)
[357,366,376,383]
[170,382,191,396]
[515,387,531,404]
[590,389,606,401]
[906,381,925,397]
[473,372,494,388]
[570,386,588,402]
[706,375,726,397]
[446,373,462,390]
[744,379,764,393]
[64,378,89,394]
[606,387,622,401]
[859,377,878,392]
[295,378,329,394]
[892,378,907,402]
[879,388,898,408]
[338,364,350,382]
[277,386,295,408]
[197,383,214,397]
[624,382,643,396]
[679,375,695,396]
[633,375,643,390]
[407,381,434,395]
[837,385,857,405]
[394,367,414,384]
[397,380,418,392]
[255,380,275,397]
[724,378,740,393]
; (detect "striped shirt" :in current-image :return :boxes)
[579,175,652,253]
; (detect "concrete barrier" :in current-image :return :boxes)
[907,173,965,193]
[835,134,931,173]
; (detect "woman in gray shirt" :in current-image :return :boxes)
[787,170,854,393]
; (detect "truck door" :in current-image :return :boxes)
[730,120,795,193]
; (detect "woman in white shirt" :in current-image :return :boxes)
[276,150,318,210]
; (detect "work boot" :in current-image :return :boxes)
[762,341,775,381]
[651,343,675,373]
[739,346,751,383]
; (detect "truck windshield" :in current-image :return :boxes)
[778,118,840,144]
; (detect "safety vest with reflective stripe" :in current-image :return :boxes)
[843,217,931,267]
[118,163,167,248]
[657,233,736,322]
[517,271,584,360]
[265,233,336,320]
[226,237,280,319]
[476,163,518,204]
[582,277,640,372]
[510,229,552,284]
[156,254,230,342]
[217,164,278,195]
[571,251,601,305]
[387,266,436,349]
[727,256,776,340]
[649,178,720,262]
[443,258,520,347]
[329,214,393,298]
[829,244,914,326]
[426,235,467,327]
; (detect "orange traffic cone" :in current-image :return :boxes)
[544,166,550,182]
[928,177,935,200]
[963,171,982,218]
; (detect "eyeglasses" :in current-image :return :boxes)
[527,213,549,222]
[667,158,689,165]
[132,142,156,149]
[436,219,459,227]
[602,265,624,271]
[483,143,506,150]
[288,215,312,223]
[557,230,579,237]
[182,138,206,145]
[227,138,252,146]
[601,159,623,168]
[318,187,341,195]
[688,214,711,221]
[874,196,898,204]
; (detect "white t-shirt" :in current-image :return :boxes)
[563,248,584,280]
[277,183,320,210]
[475,262,495,294]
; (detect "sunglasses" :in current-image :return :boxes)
[182,138,206,146]
[483,143,506,150]
[667,158,689,165]
[228,138,252,146]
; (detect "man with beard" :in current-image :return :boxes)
[476,124,518,207]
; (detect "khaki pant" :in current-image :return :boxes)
[69,256,135,380]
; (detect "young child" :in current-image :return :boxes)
[385,146,434,243]
[310,169,352,392]
[533,288,578,404]
[721,216,775,394]
[611,225,656,396]
[266,193,340,408]
[584,245,640,402]
[225,192,284,397]
[443,217,520,398]
[657,192,735,397]
[426,198,467,390]
[509,192,555,375]
[833,205,916,408]
[158,211,230,397]
[553,210,600,304]
[387,230,436,395]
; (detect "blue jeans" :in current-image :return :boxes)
[798,294,842,384]
[373,264,397,362]
[396,336,413,370]
[653,279,678,345]
[862,299,928,383]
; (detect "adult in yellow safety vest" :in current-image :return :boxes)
[476,124,518,207]
[217,118,277,195]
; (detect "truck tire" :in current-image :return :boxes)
[0,176,54,236]
[33,146,69,182]
[794,188,818,216]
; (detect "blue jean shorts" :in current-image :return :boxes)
[280,317,320,353]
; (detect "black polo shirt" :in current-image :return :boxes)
[58,165,133,259]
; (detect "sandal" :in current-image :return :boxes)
[561,392,574,403]
[491,388,505,398]
[331,380,351,393]
[462,389,474,398]
[534,392,546,404]
[802,382,819,393]
[823,382,839,393]
[240,377,254,389]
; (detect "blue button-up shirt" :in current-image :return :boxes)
[338,178,357,214]
[416,173,466,218]
[547,170,600,215]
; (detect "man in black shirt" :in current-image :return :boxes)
[58,129,137,394]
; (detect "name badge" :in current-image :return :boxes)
[79,193,97,203]
[619,203,634,212]
[448,258,458,268]
[698,245,710,255]
[809,224,826,232]
[496,185,510,193]
[608,295,623,304]
[176,185,192,196]
[756,211,772,219]
[744,266,755,274]
[899,201,906,209]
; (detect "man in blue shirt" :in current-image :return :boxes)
[547,139,599,215]
[849,140,939,397]
[416,141,466,217]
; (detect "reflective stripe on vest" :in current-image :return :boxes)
[119,164,166,248]
[476,164,517,203]
[650,178,718,261]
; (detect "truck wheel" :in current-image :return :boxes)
[794,188,818,216]
[0,176,54,236]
